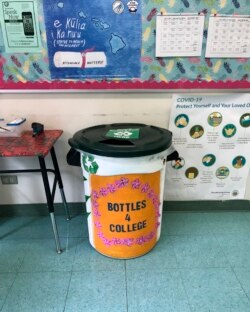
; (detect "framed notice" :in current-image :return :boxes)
[0,0,42,53]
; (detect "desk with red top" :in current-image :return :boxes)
[0,130,70,253]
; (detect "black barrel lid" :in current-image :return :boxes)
[68,123,172,158]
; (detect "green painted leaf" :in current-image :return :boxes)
[85,195,91,202]
[89,161,99,174]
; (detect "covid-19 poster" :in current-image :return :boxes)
[165,94,250,200]
[42,0,141,80]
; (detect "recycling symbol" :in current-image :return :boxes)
[114,130,133,138]
[82,154,99,174]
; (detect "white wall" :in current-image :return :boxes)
[0,92,249,204]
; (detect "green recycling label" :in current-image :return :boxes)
[82,154,99,174]
[105,128,140,139]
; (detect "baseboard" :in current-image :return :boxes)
[163,200,250,211]
[0,200,249,217]
[0,202,84,217]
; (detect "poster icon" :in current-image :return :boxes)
[232,190,239,197]
[171,157,185,169]
[240,113,250,128]
[190,125,204,139]
[232,156,246,169]
[175,114,189,128]
[222,124,236,138]
[216,166,229,179]
[202,154,216,167]
[207,112,222,127]
[185,167,199,179]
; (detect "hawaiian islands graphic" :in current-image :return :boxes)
[91,18,110,30]
[79,11,86,18]
[109,33,126,54]
[55,2,125,55]
[57,2,64,8]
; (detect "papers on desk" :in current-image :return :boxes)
[155,13,205,57]
[0,118,26,137]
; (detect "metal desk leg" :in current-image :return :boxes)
[38,156,62,254]
[50,147,71,220]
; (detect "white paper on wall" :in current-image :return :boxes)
[165,94,250,200]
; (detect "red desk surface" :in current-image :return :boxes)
[0,130,63,157]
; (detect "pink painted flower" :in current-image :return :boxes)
[94,221,102,228]
[115,177,129,188]
[99,187,108,196]
[97,232,103,240]
[92,201,99,208]
[131,179,141,189]
[123,238,134,247]
[115,180,122,188]
[93,207,101,217]
[103,238,112,246]
[147,189,155,199]
[107,183,116,193]
[136,236,146,245]
[144,231,154,241]
[120,177,129,186]
[98,233,112,246]
[113,238,122,245]
[153,196,160,206]
[141,183,150,193]
[92,190,99,200]
[97,231,102,236]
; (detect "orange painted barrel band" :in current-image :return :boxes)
[90,171,161,259]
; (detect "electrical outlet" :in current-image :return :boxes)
[0,175,18,184]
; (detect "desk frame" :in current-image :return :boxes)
[0,132,70,254]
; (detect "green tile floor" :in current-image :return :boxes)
[1,211,250,312]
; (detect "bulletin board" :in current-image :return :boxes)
[0,0,250,92]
